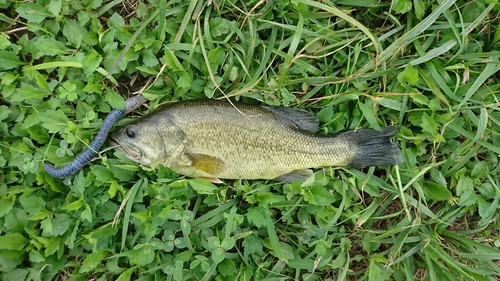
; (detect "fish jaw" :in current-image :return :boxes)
[108,133,142,163]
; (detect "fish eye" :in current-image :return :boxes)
[125,126,138,138]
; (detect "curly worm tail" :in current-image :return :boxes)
[43,95,147,178]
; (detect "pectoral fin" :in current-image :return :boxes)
[274,169,313,183]
[189,153,225,175]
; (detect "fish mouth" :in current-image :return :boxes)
[108,135,142,162]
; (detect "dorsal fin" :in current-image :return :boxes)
[261,105,319,132]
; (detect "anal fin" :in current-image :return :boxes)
[199,177,224,184]
[274,169,313,183]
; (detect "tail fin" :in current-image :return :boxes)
[343,126,403,167]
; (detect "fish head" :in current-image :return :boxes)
[110,116,189,169]
[109,121,163,167]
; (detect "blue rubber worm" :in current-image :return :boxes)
[43,95,147,178]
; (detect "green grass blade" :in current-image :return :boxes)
[296,0,380,55]
[409,39,457,66]
[457,58,500,109]
[119,178,144,251]
[264,207,285,261]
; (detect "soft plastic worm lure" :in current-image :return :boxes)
[43,95,147,178]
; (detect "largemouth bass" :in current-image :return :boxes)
[110,99,402,182]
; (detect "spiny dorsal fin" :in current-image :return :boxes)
[261,105,319,132]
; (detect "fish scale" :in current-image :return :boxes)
[110,99,403,182]
[174,106,336,178]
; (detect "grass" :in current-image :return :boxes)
[1,0,500,280]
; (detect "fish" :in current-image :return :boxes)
[109,99,403,183]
